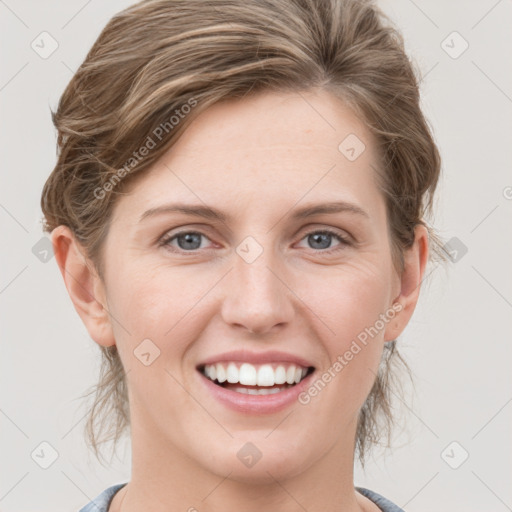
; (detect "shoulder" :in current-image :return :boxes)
[355,486,406,512]
[78,483,128,512]
[78,483,400,512]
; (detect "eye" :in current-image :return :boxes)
[158,228,352,254]
[296,229,351,253]
[159,231,213,252]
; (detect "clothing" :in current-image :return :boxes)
[79,483,126,512]
[356,486,406,512]
[79,483,405,512]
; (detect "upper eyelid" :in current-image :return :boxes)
[160,225,349,239]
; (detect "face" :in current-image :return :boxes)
[77,89,416,484]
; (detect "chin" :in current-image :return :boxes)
[199,440,314,484]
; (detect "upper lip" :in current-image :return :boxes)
[196,350,315,369]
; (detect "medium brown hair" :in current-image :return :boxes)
[41,0,445,467]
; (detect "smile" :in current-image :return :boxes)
[195,350,316,413]
[199,362,314,395]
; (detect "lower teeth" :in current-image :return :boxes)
[205,376,295,394]
[231,387,286,395]
[202,372,301,395]
[232,386,290,395]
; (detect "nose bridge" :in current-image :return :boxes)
[221,235,294,334]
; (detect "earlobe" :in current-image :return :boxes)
[51,225,115,347]
[384,224,429,342]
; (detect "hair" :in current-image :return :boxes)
[41,0,446,468]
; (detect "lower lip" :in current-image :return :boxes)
[198,370,315,414]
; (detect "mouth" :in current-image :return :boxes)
[197,362,315,395]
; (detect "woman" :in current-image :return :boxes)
[41,0,444,510]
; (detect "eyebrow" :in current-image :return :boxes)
[138,200,370,224]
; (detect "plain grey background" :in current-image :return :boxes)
[1,1,511,511]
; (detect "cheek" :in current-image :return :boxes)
[304,259,393,344]
[108,262,195,326]
[106,265,205,407]
[298,261,391,406]
[106,262,215,364]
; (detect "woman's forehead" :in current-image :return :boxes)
[114,89,382,215]
[172,88,372,153]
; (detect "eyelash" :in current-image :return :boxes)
[158,228,352,255]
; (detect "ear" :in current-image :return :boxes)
[384,224,429,342]
[51,225,115,347]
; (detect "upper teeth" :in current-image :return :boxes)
[202,362,309,386]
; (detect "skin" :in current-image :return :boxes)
[52,88,428,512]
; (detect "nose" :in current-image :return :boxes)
[220,245,295,335]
